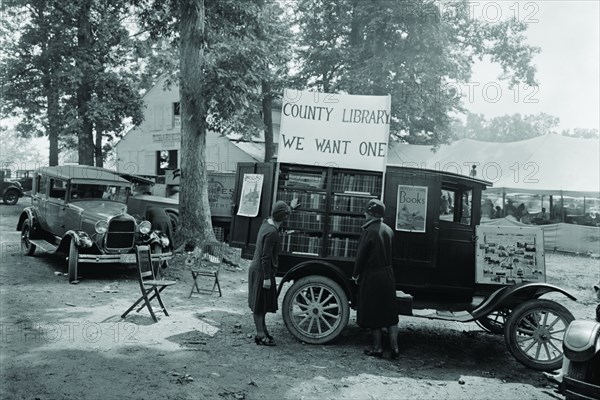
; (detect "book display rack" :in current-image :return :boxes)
[276,164,382,259]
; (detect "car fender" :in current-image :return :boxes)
[3,182,23,197]
[471,282,577,320]
[57,230,94,253]
[17,207,41,233]
[277,261,354,303]
[563,320,600,362]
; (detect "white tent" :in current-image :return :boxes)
[388,135,600,197]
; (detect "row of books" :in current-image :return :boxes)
[281,171,326,189]
[328,237,359,258]
[277,191,326,209]
[280,232,322,255]
[332,173,382,194]
[288,211,324,230]
[332,195,372,213]
[329,215,363,233]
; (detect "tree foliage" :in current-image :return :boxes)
[1,0,144,166]
[451,112,561,142]
[293,0,540,145]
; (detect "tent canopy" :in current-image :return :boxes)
[388,135,600,198]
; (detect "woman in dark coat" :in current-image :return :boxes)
[352,199,399,359]
[248,200,293,346]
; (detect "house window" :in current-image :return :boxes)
[156,150,178,177]
[173,102,181,128]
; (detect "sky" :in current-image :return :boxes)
[466,0,600,132]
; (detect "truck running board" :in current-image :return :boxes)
[412,309,474,322]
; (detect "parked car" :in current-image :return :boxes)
[16,165,173,283]
[0,170,24,205]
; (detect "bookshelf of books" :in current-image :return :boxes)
[276,164,383,259]
[328,170,382,258]
[277,165,327,256]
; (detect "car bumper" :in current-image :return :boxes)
[78,251,173,264]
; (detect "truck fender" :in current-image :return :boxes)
[277,261,354,303]
[471,282,577,320]
[17,207,40,231]
[563,320,600,362]
[57,230,93,253]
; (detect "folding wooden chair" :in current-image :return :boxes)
[122,245,176,322]
[189,241,226,298]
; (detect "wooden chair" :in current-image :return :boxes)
[189,241,226,298]
[121,245,176,322]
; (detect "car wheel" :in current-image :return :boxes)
[3,189,19,205]
[68,240,79,284]
[477,309,511,334]
[21,219,36,256]
[504,299,574,371]
[282,275,350,344]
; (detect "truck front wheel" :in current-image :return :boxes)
[504,299,574,371]
[282,275,349,344]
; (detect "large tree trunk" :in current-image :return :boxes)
[46,82,60,166]
[94,123,103,167]
[261,81,274,162]
[177,0,215,250]
[76,0,95,166]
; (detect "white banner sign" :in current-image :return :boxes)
[278,89,391,172]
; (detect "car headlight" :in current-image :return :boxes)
[95,220,109,234]
[139,220,152,234]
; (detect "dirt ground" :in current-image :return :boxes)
[1,203,598,400]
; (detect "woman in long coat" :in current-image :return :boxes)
[352,199,399,359]
[248,200,292,346]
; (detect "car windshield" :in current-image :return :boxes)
[70,183,129,203]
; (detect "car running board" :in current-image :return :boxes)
[411,309,474,322]
[29,240,58,253]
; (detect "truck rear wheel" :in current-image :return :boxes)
[504,299,574,371]
[282,275,349,344]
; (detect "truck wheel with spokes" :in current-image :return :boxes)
[282,275,349,344]
[477,309,511,334]
[504,299,574,371]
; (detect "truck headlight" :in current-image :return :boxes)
[139,220,152,234]
[95,220,109,234]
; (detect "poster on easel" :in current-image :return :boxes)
[476,226,546,285]
[395,185,427,233]
[237,174,264,217]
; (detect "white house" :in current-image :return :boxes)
[115,77,280,180]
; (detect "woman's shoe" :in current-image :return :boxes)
[390,348,400,359]
[255,336,276,346]
[265,331,274,341]
[363,349,383,358]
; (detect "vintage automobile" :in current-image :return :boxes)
[0,170,24,205]
[231,162,577,371]
[16,165,172,283]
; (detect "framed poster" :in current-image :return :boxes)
[237,174,264,217]
[475,226,546,285]
[395,185,427,233]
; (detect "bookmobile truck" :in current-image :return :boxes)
[229,90,576,371]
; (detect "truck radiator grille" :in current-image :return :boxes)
[106,219,135,249]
